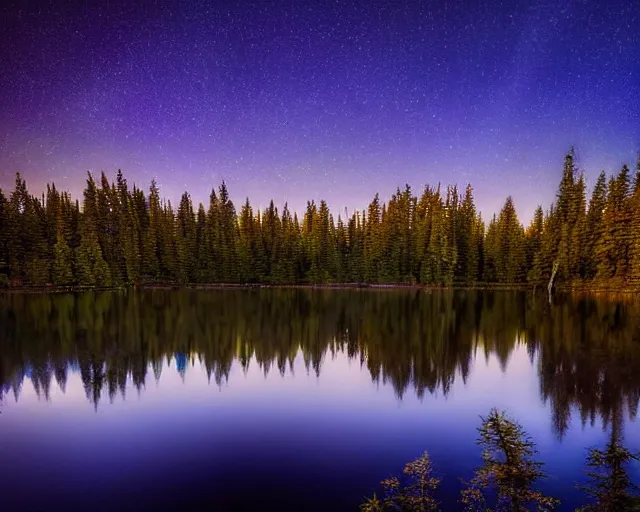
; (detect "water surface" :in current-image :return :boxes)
[0,289,639,511]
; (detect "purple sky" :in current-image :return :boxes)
[0,0,638,223]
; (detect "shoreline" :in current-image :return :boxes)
[0,281,638,296]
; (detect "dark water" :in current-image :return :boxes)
[0,289,639,511]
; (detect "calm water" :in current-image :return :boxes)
[0,289,639,511]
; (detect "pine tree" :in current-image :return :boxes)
[159,200,177,280]
[578,427,640,511]
[142,180,161,280]
[364,194,382,283]
[217,181,238,282]
[361,451,441,511]
[97,172,124,285]
[483,214,499,283]
[205,188,220,282]
[629,157,640,288]
[461,408,559,511]
[0,188,8,286]
[76,173,111,287]
[262,199,281,281]
[525,206,544,284]
[495,196,525,284]
[335,214,349,283]
[584,171,607,280]
[116,170,141,284]
[596,167,632,281]
[194,203,208,282]
[52,202,73,286]
[237,197,263,282]
[316,199,338,282]
[457,184,479,284]
[175,191,196,284]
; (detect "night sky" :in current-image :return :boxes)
[0,0,638,222]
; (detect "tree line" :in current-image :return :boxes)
[0,149,639,288]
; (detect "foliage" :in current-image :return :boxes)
[1,150,640,290]
[460,408,559,511]
[578,430,640,512]
[361,451,441,511]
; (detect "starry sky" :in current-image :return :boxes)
[0,0,638,223]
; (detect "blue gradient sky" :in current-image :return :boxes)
[0,0,638,222]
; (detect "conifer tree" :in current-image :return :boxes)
[461,408,558,511]
[271,203,297,283]
[262,199,281,280]
[629,157,640,288]
[76,174,111,287]
[316,199,338,282]
[361,451,441,512]
[116,170,141,284]
[596,167,632,281]
[194,203,208,282]
[525,206,544,284]
[495,196,525,284]
[52,201,73,286]
[205,188,220,282]
[216,181,238,282]
[347,211,365,282]
[142,180,161,280]
[364,194,382,283]
[584,171,607,280]
[159,200,177,280]
[457,184,479,284]
[176,191,198,283]
[578,420,640,512]
[335,214,349,283]
[0,189,8,286]
[237,197,263,282]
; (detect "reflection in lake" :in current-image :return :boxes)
[0,289,639,510]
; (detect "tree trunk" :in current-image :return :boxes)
[548,261,559,304]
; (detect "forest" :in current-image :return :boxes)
[0,149,639,289]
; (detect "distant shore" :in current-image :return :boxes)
[1,281,638,296]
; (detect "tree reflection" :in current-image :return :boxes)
[0,289,639,437]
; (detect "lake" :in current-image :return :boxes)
[0,289,639,511]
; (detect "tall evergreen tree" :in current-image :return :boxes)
[525,206,544,284]
[0,188,9,286]
[76,174,111,287]
[142,179,161,280]
[52,201,73,286]
[584,171,608,280]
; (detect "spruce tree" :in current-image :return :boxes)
[494,196,525,284]
[0,189,8,286]
[525,206,544,284]
[461,408,559,511]
[578,427,640,511]
[584,171,608,280]
[76,173,111,287]
[52,203,73,286]
[361,451,441,512]
[142,180,161,280]
[364,194,382,283]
